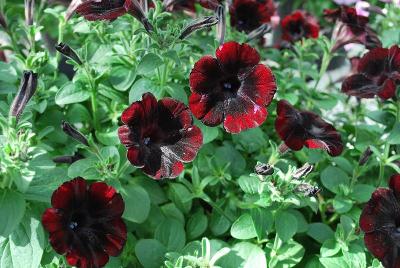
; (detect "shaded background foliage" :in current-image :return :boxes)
[0,0,399,267]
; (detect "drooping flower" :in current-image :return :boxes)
[118,93,203,179]
[360,174,400,268]
[229,0,276,33]
[281,11,320,43]
[42,178,127,268]
[323,5,382,51]
[9,71,38,121]
[189,41,277,134]
[342,45,400,99]
[275,100,343,157]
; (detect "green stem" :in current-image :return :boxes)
[201,194,234,223]
[83,64,99,130]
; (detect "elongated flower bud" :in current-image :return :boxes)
[25,0,35,26]
[179,16,219,40]
[216,5,226,45]
[247,24,271,42]
[53,153,84,164]
[55,43,82,65]
[293,163,313,180]
[359,146,372,166]
[10,71,38,120]
[125,0,154,32]
[61,121,89,146]
[254,163,274,176]
[296,183,321,197]
[0,12,7,29]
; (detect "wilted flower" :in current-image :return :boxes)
[359,146,373,166]
[296,183,321,197]
[229,0,276,33]
[324,6,382,51]
[42,178,127,268]
[281,11,320,43]
[61,121,89,146]
[163,0,196,13]
[275,100,343,157]
[118,93,203,179]
[216,4,226,44]
[53,153,84,164]
[360,174,400,268]
[293,163,314,180]
[342,45,400,100]
[56,43,82,65]
[179,16,219,39]
[189,41,277,133]
[246,24,271,42]
[198,0,223,10]
[9,71,38,121]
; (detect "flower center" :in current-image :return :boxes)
[143,137,151,145]
[220,76,241,93]
[68,211,88,230]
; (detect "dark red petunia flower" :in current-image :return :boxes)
[75,0,128,21]
[163,0,196,13]
[342,45,400,100]
[323,6,381,51]
[118,93,203,179]
[275,100,343,156]
[229,0,276,33]
[281,10,319,43]
[360,174,400,268]
[198,0,223,10]
[42,178,127,268]
[189,41,277,134]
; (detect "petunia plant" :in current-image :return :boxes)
[0,0,399,268]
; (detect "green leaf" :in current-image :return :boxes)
[129,78,163,103]
[307,223,334,244]
[9,214,45,268]
[137,53,163,75]
[0,62,17,84]
[186,211,208,240]
[388,123,400,144]
[352,184,375,202]
[67,157,100,180]
[217,242,267,268]
[0,190,26,237]
[343,244,366,268]
[167,183,192,214]
[275,211,297,242]
[135,239,167,268]
[195,120,219,144]
[333,196,353,213]
[232,128,267,153]
[320,256,349,268]
[320,166,349,194]
[122,184,151,223]
[109,65,136,91]
[274,239,305,268]
[238,175,260,195]
[155,219,186,251]
[320,239,340,257]
[55,83,90,105]
[231,214,258,240]
[250,208,274,240]
[215,142,246,176]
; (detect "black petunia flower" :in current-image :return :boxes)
[360,174,400,268]
[189,41,277,134]
[229,0,276,33]
[118,93,203,179]
[275,100,343,157]
[42,178,127,268]
[281,10,319,43]
[323,6,382,51]
[342,45,400,100]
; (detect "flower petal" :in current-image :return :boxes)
[389,174,400,199]
[159,98,193,128]
[216,42,260,73]
[342,73,378,98]
[364,232,394,261]
[42,208,64,233]
[76,0,127,21]
[189,56,223,94]
[51,177,87,210]
[103,219,127,256]
[223,95,267,134]
[127,146,145,167]
[189,92,225,126]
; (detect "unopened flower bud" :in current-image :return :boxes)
[10,71,38,121]
[254,163,274,176]
[179,16,219,40]
[0,12,7,29]
[61,121,89,146]
[216,5,226,45]
[25,0,35,26]
[125,0,154,32]
[358,146,372,166]
[293,163,313,180]
[247,24,271,42]
[56,43,82,65]
[53,153,84,164]
[296,183,321,197]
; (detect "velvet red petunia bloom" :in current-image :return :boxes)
[189,41,277,134]
[324,5,381,51]
[229,0,276,33]
[360,174,400,268]
[275,100,343,157]
[42,178,127,268]
[118,93,203,179]
[342,45,400,100]
[281,10,319,43]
